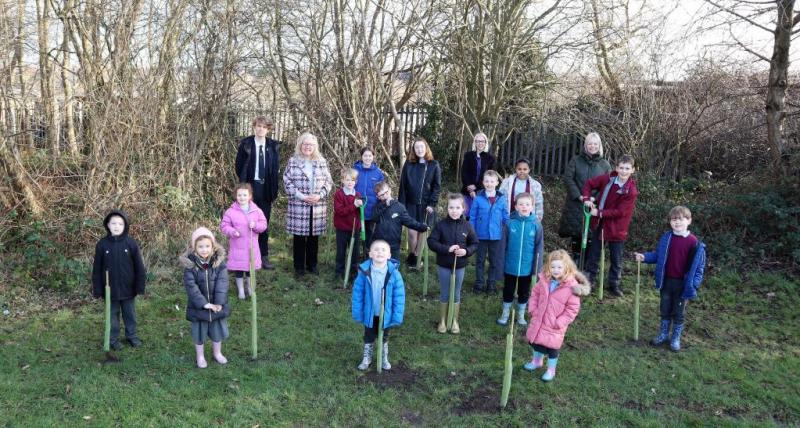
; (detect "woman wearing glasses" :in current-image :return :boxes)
[460,132,496,217]
[283,132,334,277]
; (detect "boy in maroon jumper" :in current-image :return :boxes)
[635,206,706,351]
[581,154,639,297]
[333,168,363,280]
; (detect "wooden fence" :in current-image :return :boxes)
[498,125,582,177]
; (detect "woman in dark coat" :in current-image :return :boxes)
[558,132,612,260]
[460,132,496,217]
[398,137,441,269]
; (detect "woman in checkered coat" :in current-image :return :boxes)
[283,132,334,276]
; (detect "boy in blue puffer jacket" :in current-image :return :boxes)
[469,170,509,294]
[353,147,385,246]
[635,206,706,352]
[351,240,406,371]
[496,193,544,327]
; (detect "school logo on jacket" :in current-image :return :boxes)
[392,213,399,218]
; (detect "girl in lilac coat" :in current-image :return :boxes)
[220,183,268,299]
[523,250,590,382]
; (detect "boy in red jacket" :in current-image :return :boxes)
[334,168,363,281]
[581,154,639,297]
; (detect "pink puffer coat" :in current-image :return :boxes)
[220,202,268,271]
[526,272,590,349]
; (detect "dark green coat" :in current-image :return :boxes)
[558,152,611,238]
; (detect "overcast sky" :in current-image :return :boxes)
[545,0,799,81]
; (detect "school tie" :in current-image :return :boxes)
[475,155,481,183]
[258,145,266,181]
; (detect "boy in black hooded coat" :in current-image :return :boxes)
[91,210,147,349]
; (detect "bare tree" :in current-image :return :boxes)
[434,0,582,171]
[703,0,800,166]
[254,0,442,174]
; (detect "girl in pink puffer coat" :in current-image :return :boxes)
[524,249,590,382]
[220,183,268,299]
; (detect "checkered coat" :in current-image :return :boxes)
[283,155,333,236]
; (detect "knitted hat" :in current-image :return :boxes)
[190,227,217,248]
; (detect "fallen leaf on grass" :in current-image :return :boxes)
[314,298,324,306]
[65,384,71,395]
[83,415,92,420]
[21,364,30,371]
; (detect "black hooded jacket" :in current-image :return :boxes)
[371,199,428,250]
[91,210,147,300]
[427,215,479,269]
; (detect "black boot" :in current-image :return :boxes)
[407,253,417,269]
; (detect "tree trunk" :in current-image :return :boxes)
[765,0,795,165]
[60,0,78,156]
[0,98,44,218]
[36,0,59,156]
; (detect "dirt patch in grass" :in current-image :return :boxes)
[357,361,420,389]
[400,409,424,425]
[454,381,517,415]
[100,351,121,365]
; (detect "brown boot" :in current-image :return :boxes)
[437,303,447,333]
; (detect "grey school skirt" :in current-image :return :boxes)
[405,203,433,225]
[191,319,230,344]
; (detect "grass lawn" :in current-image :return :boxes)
[1,229,798,427]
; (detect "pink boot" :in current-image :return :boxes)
[212,341,227,364]
[523,351,544,371]
[195,344,208,368]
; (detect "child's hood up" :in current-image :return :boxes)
[103,209,131,237]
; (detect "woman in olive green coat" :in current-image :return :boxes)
[558,132,612,259]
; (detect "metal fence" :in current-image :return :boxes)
[227,106,429,155]
[9,101,579,176]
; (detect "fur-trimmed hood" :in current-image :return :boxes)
[178,246,227,269]
[571,271,591,296]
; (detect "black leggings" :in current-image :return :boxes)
[532,343,560,359]
[503,274,532,304]
[363,316,390,343]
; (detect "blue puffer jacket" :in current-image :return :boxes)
[352,259,405,329]
[503,212,544,277]
[469,190,509,240]
[353,160,385,220]
[642,232,706,300]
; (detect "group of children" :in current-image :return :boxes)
[92,153,706,380]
